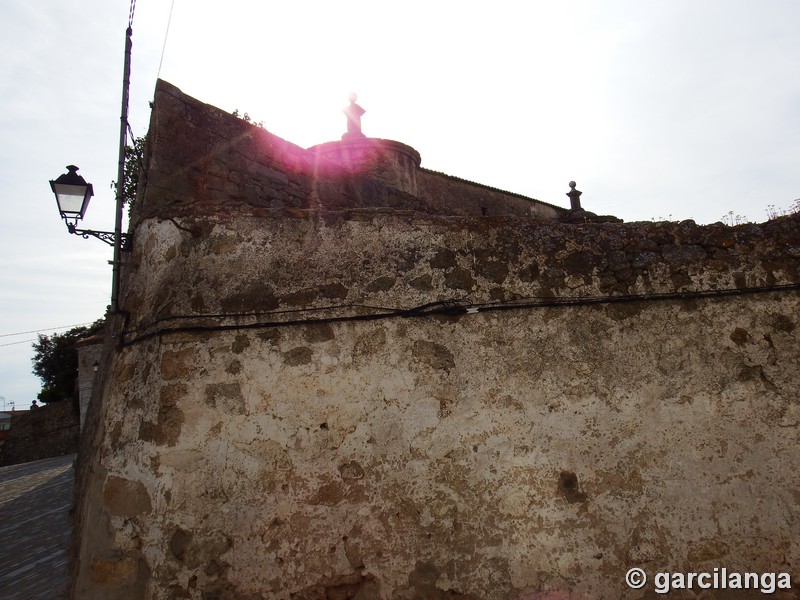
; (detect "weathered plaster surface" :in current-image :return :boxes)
[69,81,800,600]
[77,338,103,431]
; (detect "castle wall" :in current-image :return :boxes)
[69,81,800,599]
[137,81,563,221]
[310,138,421,197]
[416,169,563,219]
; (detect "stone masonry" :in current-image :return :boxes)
[1,400,79,466]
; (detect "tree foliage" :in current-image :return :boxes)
[31,321,104,405]
[122,135,145,213]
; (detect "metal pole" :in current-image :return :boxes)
[111,26,132,313]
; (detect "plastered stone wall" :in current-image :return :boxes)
[73,211,800,600]
[69,80,800,599]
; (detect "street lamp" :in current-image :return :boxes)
[48,165,129,248]
[49,165,93,223]
[48,163,131,314]
[49,21,133,315]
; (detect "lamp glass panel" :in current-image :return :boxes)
[53,183,89,215]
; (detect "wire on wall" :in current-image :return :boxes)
[117,282,800,348]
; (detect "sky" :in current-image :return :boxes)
[0,0,799,409]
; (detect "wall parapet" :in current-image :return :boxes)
[120,208,800,340]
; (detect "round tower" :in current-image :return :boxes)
[309,138,421,197]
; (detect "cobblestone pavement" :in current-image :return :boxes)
[0,454,76,600]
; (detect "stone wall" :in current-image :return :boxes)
[1,400,79,466]
[68,80,800,599]
[416,169,563,219]
[77,336,104,432]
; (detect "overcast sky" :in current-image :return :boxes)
[1,1,799,409]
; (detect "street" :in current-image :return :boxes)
[0,453,75,599]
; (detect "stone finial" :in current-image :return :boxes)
[342,93,366,140]
[559,181,623,223]
[567,181,582,211]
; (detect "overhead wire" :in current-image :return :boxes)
[0,322,98,347]
[0,339,38,348]
[157,0,177,80]
[121,0,176,202]
[0,323,95,339]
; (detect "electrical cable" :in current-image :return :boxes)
[0,339,38,348]
[129,299,469,327]
[117,282,800,348]
[157,0,177,80]
[118,299,470,346]
[0,323,95,339]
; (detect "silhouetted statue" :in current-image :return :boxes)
[343,93,366,139]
